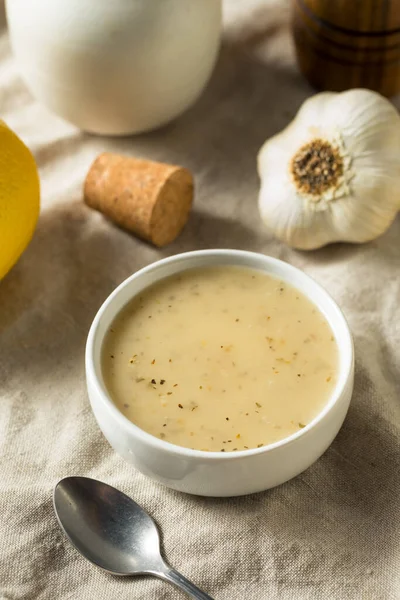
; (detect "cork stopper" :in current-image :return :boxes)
[84,153,194,247]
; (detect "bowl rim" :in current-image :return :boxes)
[86,249,354,460]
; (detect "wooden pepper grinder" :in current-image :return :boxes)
[292,0,400,96]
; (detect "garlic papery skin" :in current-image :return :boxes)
[257,89,400,250]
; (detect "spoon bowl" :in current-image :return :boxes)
[54,477,214,599]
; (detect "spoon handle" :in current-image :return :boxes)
[157,566,215,600]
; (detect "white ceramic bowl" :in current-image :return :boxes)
[86,250,354,497]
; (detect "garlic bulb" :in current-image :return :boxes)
[257,89,400,250]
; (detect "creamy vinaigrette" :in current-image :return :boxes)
[102,266,338,452]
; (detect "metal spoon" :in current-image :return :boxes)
[53,476,214,600]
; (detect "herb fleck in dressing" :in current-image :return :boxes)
[102,267,338,452]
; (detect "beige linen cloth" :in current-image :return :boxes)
[1,1,399,599]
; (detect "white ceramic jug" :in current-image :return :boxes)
[6,0,222,135]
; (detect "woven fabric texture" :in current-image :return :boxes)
[0,1,399,598]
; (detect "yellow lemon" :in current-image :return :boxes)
[0,121,40,279]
